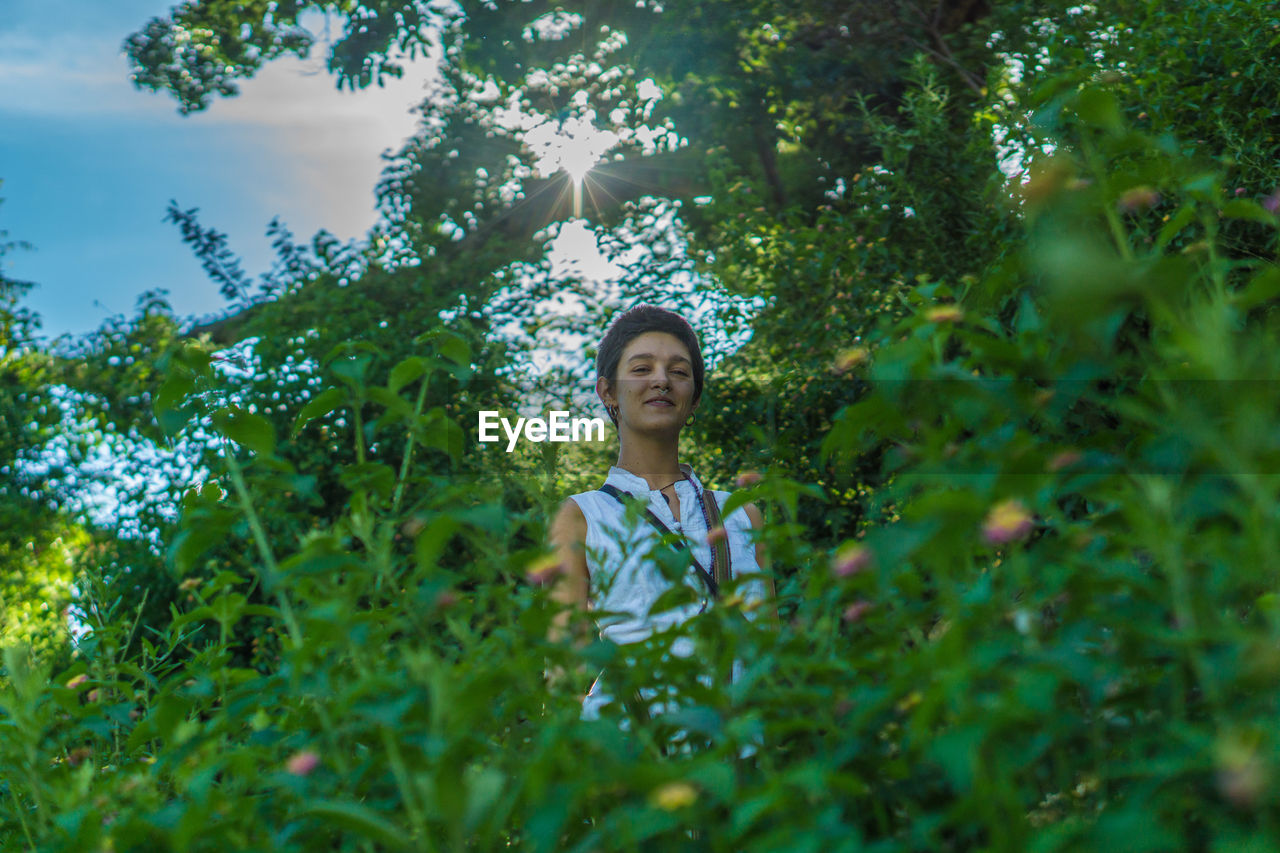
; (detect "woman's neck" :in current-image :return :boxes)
[615,433,683,491]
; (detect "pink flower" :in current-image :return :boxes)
[65,674,88,690]
[1047,450,1082,472]
[734,470,762,488]
[982,499,1034,545]
[286,750,320,776]
[832,543,871,577]
[1117,186,1161,212]
[1263,189,1280,214]
[842,600,873,623]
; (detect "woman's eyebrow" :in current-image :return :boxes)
[625,353,691,364]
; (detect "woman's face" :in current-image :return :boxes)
[599,331,698,435]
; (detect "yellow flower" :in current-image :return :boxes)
[651,781,698,811]
[831,347,870,374]
[925,305,964,324]
[525,553,562,585]
[982,499,1034,545]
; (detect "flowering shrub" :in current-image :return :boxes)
[5,2,1280,849]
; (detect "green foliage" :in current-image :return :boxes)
[0,191,86,671]
[6,1,1280,850]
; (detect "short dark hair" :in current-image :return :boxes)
[597,304,704,424]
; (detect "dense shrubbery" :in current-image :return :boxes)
[4,0,1280,849]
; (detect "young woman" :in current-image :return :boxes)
[545,304,778,740]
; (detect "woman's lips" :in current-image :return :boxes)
[645,400,674,407]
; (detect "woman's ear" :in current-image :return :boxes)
[595,375,614,407]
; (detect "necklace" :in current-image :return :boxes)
[658,476,717,571]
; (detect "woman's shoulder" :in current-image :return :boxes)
[551,496,588,536]
[561,489,619,529]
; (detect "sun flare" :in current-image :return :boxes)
[526,115,619,186]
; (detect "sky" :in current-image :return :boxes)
[0,0,439,340]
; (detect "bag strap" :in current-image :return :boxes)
[598,483,719,599]
[700,488,733,589]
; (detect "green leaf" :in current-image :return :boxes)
[331,354,373,387]
[293,387,345,436]
[340,462,396,498]
[388,355,428,393]
[366,386,415,419]
[157,401,198,437]
[1155,204,1196,249]
[1221,199,1277,224]
[1075,87,1121,130]
[154,371,195,414]
[214,406,276,455]
[1232,266,1280,309]
[435,331,470,367]
[297,801,411,848]
[168,507,237,574]
[414,515,461,571]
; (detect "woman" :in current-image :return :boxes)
[545,304,778,745]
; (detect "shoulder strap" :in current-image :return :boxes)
[598,484,719,599]
[700,490,733,589]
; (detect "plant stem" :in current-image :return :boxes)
[221,443,303,648]
[392,376,432,517]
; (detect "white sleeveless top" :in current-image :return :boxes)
[568,463,770,722]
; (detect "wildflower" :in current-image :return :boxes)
[525,553,562,586]
[926,305,964,324]
[1263,189,1280,214]
[65,674,88,690]
[832,543,871,577]
[178,577,201,592]
[832,347,869,374]
[651,782,698,811]
[1047,450,1083,472]
[843,600,873,623]
[1216,733,1267,809]
[734,470,762,488]
[1117,186,1160,212]
[982,499,1034,545]
[286,750,320,777]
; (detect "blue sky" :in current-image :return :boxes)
[0,0,435,340]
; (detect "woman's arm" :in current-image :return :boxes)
[742,502,782,629]
[545,498,592,690]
